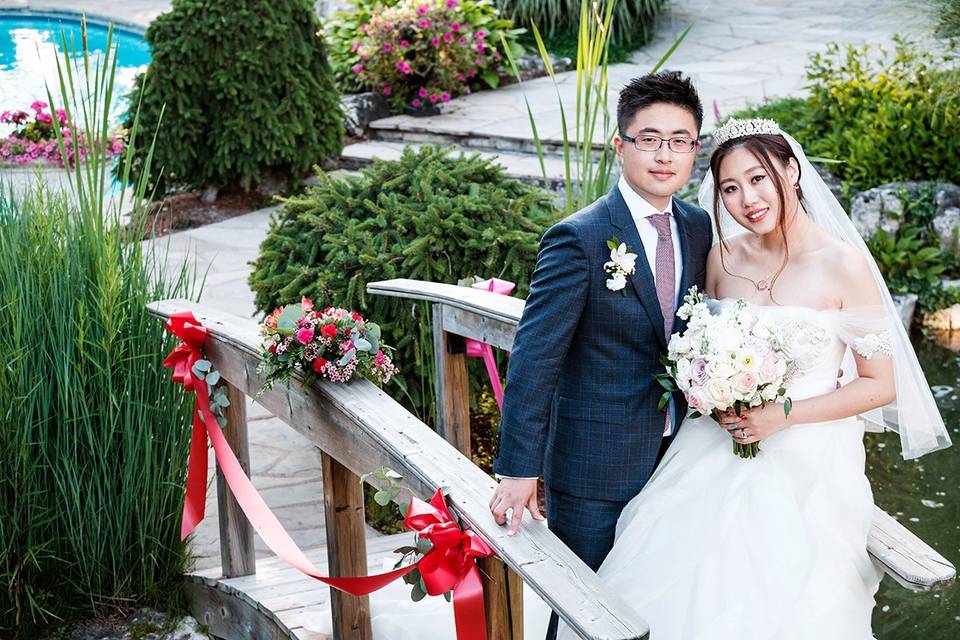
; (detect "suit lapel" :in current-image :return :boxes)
[605,186,667,349]
[672,199,699,338]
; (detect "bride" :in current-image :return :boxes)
[555,118,952,639]
[302,119,951,639]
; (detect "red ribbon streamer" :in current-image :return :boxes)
[163,310,493,640]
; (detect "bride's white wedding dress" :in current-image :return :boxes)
[302,302,885,639]
[558,301,885,640]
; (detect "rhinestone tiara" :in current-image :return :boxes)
[712,118,782,147]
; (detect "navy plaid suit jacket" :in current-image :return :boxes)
[493,184,713,501]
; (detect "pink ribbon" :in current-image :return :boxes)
[466,278,514,409]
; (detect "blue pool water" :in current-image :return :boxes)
[0,12,151,131]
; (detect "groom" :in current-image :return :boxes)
[490,71,712,637]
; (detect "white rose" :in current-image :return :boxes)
[704,378,735,410]
[675,358,692,391]
[606,272,626,291]
[706,358,737,381]
[761,384,780,402]
[668,334,692,359]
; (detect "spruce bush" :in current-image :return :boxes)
[249,145,561,423]
[119,0,344,195]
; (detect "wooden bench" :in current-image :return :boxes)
[366,277,957,593]
[148,299,652,640]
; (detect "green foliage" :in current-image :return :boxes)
[731,39,960,194]
[248,145,560,423]
[934,0,960,37]
[118,0,344,194]
[324,0,524,109]
[1,27,197,637]
[496,0,663,50]
[866,184,960,315]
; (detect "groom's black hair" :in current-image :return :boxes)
[618,71,703,135]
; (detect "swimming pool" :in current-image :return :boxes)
[0,11,151,132]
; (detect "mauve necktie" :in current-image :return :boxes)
[649,211,675,436]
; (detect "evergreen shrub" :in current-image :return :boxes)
[248,145,561,423]
[119,0,344,194]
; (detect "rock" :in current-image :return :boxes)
[848,183,906,239]
[340,92,391,137]
[849,181,960,250]
[891,292,918,331]
[922,303,960,331]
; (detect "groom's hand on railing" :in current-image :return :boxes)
[490,478,544,535]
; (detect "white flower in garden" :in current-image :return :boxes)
[606,272,627,291]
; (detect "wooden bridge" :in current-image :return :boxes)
[148,278,955,640]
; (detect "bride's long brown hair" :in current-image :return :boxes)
[709,133,807,302]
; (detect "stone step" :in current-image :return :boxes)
[368,112,609,157]
[341,140,571,188]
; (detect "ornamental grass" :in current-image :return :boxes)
[0,22,198,637]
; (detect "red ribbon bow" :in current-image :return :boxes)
[163,310,493,640]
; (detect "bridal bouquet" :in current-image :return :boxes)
[657,287,793,458]
[257,297,398,393]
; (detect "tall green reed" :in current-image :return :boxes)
[0,20,197,637]
[501,0,692,213]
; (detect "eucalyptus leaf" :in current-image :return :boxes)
[365,323,381,342]
[206,370,221,386]
[194,359,211,372]
[338,348,357,366]
[355,337,372,352]
[277,305,304,330]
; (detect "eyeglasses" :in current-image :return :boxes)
[620,133,698,154]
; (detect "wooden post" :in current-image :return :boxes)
[432,302,471,457]
[321,451,372,640]
[216,382,256,578]
[479,556,524,639]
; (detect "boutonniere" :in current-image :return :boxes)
[604,236,638,295]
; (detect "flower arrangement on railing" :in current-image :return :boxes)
[257,296,398,392]
[338,0,523,113]
[0,101,124,166]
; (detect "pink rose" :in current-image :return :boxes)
[399,39,410,48]
[451,22,460,32]
[734,371,758,394]
[382,43,392,52]
[296,328,315,345]
[431,37,441,46]
[418,19,431,28]
[443,32,454,43]
[429,93,438,104]
[440,92,450,102]
[687,386,704,411]
[416,4,429,15]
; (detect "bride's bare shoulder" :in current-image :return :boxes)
[819,238,882,306]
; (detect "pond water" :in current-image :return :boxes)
[0,12,150,130]
[870,335,960,637]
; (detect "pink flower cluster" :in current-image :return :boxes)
[258,296,398,391]
[1,101,124,167]
[350,0,505,111]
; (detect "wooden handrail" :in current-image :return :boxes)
[367,278,957,593]
[148,299,651,640]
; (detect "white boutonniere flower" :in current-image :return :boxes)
[604,237,637,295]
